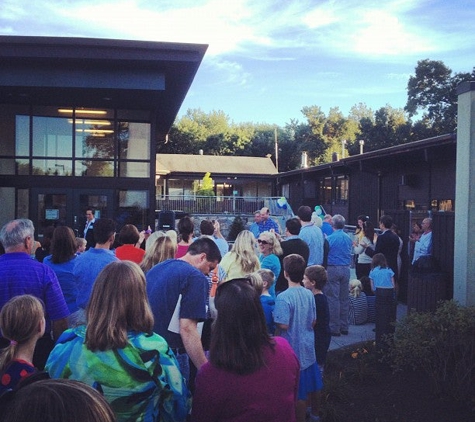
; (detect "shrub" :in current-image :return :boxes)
[385,300,475,401]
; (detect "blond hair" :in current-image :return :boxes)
[0,295,44,372]
[257,269,275,290]
[228,230,260,274]
[85,261,154,351]
[140,235,177,273]
[258,231,283,256]
[349,279,363,298]
[246,272,264,295]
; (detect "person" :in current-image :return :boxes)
[258,269,276,334]
[321,214,333,237]
[83,208,96,250]
[175,216,195,258]
[114,224,145,264]
[220,230,260,281]
[324,214,353,337]
[348,279,368,325]
[303,265,331,375]
[412,218,433,265]
[43,226,79,319]
[353,220,375,279]
[276,217,310,294]
[0,295,45,393]
[75,237,87,255]
[363,215,400,282]
[258,207,280,234]
[191,279,299,422]
[249,210,261,239]
[360,275,375,323]
[392,224,404,276]
[198,219,229,258]
[140,234,177,273]
[0,219,69,370]
[297,205,324,266]
[46,261,190,422]
[0,378,117,422]
[146,237,221,385]
[274,254,323,422]
[74,218,118,317]
[34,226,54,263]
[369,253,396,348]
[258,231,282,297]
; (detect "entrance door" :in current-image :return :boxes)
[31,188,113,240]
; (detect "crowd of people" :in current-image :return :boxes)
[0,206,433,421]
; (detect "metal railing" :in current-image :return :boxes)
[156,195,294,216]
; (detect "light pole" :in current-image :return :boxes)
[359,139,365,154]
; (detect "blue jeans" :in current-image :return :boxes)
[324,265,350,333]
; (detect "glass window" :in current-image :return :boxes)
[118,122,150,160]
[15,115,30,156]
[168,179,183,196]
[118,161,150,178]
[32,117,73,157]
[118,190,149,229]
[335,176,348,204]
[32,159,72,176]
[320,177,332,205]
[74,160,114,177]
[17,188,29,218]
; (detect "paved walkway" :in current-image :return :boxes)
[329,302,407,350]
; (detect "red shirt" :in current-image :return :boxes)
[115,244,145,264]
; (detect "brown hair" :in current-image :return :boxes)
[304,265,327,291]
[50,226,77,264]
[0,295,44,372]
[85,261,153,351]
[118,224,140,245]
[0,379,116,422]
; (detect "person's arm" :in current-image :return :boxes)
[276,322,289,331]
[179,318,207,369]
[52,317,69,340]
[390,276,395,289]
[213,221,225,240]
[370,277,375,293]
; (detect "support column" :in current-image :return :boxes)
[454,81,475,306]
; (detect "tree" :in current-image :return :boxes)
[405,59,473,134]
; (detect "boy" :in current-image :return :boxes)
[258,269,275,334]
[274,254,322,422]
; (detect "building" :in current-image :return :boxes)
[0,36,207,238]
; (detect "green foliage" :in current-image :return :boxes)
[193,172,215,196]
[227,216,246,242]
[386,300,475,401]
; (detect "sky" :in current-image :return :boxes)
[0,0,474,126]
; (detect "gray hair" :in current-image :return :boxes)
[332,214,346,230]
[0,219,35,249]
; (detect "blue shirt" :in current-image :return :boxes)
[259,253,281,298]
[44,255,79,314]
[258,218,280,234]
[299,223,324,265]
[327,229,352,266]
[249,222,260,239]
[369,266,394,289]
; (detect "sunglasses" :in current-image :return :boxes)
[257,239,269,245]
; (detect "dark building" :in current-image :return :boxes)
[0,36,207,239]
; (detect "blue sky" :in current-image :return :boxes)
[1,0,473,126]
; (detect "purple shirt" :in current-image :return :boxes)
[191,336,299,422]
[0,252,70,332]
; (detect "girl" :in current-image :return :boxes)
[369,253,396,348]
[353,220,376,279]
[0,295,45,392]
[348,279,368,325]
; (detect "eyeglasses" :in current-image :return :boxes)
[257,239,269,245]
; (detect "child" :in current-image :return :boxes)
[274,254,322,422]
[257,269,275,335]
[369,253,396,348]
[303,265,331,376]
[75,237,87,255]
[348,279,368,325]
[0,295,45,392]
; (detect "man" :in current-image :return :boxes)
[321,214,333,237]
[412,217,433,264]
[83,208,96,250]
[146,237,221,384]
[74,218,118,313]
[364,215,400,280]
[297,205,324,266]
[249,210,261,239]
[324,214,353,336]
[199,219,229,258]
[258,207,280,234]
[275,217,310,294]
[0,219,69,369]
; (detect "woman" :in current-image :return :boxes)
[43,226,79,316]
[258,231,283,297]
[191,279,299,422]
[46,261,190,422]
[220,230,260,281]
[115,224,145,264]
[175,216,194,258]
[140,235,177,273]
[353,220,376,279]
